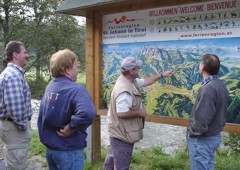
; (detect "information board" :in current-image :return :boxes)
[102,0,240,124]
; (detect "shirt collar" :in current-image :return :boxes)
[202,75,218,86]
[7,63,25,75]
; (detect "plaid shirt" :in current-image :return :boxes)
[202,75,219,86]
[0,63,32,131]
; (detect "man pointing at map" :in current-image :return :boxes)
[104,56,173,170]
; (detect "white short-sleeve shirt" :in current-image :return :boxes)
[116,78,144,112]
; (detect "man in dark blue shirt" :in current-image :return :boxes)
[38,49,96,170]
[188,54,229,170]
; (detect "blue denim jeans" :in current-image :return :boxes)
[188,134,221,170]
[46,148,84,170]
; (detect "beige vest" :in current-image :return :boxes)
[107,75,144,143]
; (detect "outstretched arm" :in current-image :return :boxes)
[143,70,173,87]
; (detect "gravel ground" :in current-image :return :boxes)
[30,100,188,153]
[100,116,188,154]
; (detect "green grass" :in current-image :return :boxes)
[29,130,46,157]
[83,145,240,170]
[30,131,240,170]
[29,130,47,167]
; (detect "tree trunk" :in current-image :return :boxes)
[35,54,41,81]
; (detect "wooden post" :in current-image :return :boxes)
[85,11,101,163]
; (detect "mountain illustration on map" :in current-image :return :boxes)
[102,37,240,124]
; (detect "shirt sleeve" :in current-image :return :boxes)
[116,92,132,112]
[69,86,97,131]
[136,78,144,88]
[116,79,144,113]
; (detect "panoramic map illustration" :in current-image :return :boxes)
[102,37,240,124]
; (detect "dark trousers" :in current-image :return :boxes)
[104,137,134,170]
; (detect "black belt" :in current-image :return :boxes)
[0,117,14,122]
[6,117,13,122]
[1,117,31,122]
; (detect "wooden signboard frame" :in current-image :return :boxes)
[58,0,240,163]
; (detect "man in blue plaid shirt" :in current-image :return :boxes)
[0,41,32,170]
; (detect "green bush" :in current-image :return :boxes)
[27,78,49,99]
[223,133,240,154]
[26,71,86,99]
[215,152,240,170]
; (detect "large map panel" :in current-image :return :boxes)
[102,0,240,124]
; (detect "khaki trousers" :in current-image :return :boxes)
[0,120,31,170]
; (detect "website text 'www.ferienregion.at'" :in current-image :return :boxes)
[180,31,232,38]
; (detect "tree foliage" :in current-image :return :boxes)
[0,0,86,80]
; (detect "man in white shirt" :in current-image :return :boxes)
[104,57,173,170]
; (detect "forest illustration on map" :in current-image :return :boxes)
[102,37,240,124]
